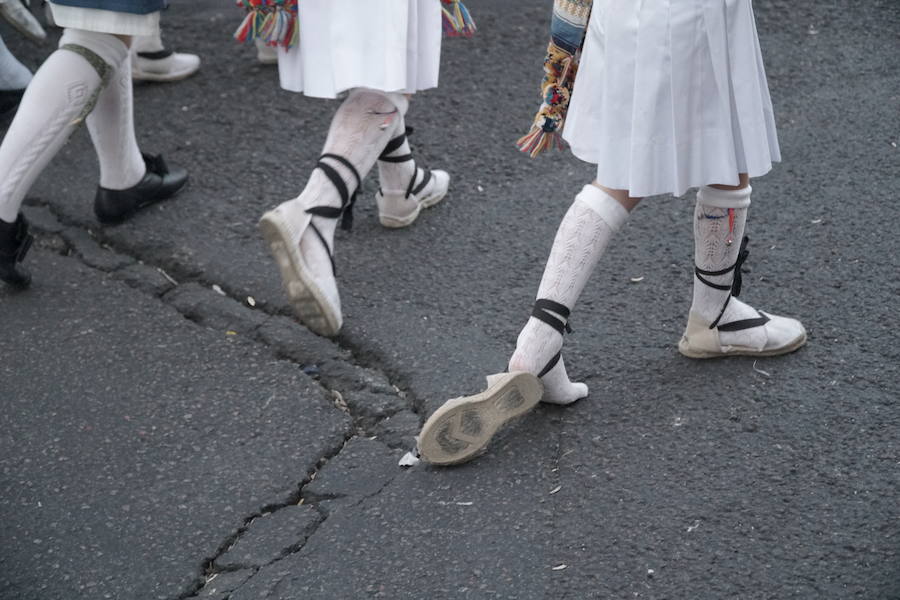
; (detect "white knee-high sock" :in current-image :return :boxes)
[509,184,629,404]
[689,185,773,348]
[690,185,752,324]
[294,88,404,275]
[0,34,32,90]
[0,29,128,223]
[86,51,145,190]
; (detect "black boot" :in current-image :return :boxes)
[0,214,34,288]
[93,153,188,225]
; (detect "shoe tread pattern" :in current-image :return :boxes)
[418,373,542,466]
[259,212,340,337]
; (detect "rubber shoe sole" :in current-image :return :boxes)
[678,331,807,358]
[132,53,201,83]
[418,372,543,466]
[678,311,808,359]
[259,211,341,337]
[376,187,447,229]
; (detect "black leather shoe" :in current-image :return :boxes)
[93,153,188,225]
[0,214,34,288]
[0,88,25,121]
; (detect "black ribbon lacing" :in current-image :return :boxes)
[530,298,573,377]
[694,236,769,331]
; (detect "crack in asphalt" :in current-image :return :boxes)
[24,203,412,600]
[32,203,416,429]
[173,427,357,600]
[210,456,402,600]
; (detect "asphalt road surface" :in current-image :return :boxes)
[1,1,898,599]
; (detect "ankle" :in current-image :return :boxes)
[509,317,564,375]
[299,169,348,211]
[376,120,416,192]
[378,160,416,193]
[690,284,732,324]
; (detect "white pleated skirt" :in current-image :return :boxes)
[48,4,160,36]
[563,0,780,197]
[277,0,442,98]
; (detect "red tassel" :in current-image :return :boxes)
[233,10,255,43]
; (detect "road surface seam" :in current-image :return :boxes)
[21,202,413,600]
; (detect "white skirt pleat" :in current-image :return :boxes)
[48,4,160,36]
[278,0,442,98]
[563,0,781,197]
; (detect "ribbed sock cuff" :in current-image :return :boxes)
[575,184,630,231]
[697,185,752,209]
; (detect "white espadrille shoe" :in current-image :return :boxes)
[678,302,807,359]
[679,236,807,358]
[259,153,360,337]
[375,169,449,228]
[418,372,543,466]
[259,202,342,337]
[132,49,201,82]
[255,39,278,65]
[374,127,449,228]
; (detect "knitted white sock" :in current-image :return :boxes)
[86,51,145,190]
[0,34,32,90]
[131,30,164,54]
[376,116,416,192]
[690,186,751,321]
[509,184,629,405]
[689,185,806,352]
[0,29,128,223]
[291,88,403,282]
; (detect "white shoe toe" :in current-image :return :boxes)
[133,52,201,82]
[760,312,807,353]
[376,168,449,228]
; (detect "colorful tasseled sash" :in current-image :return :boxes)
[234,0,475,49]
[517,0,592,158]
[440,0,476,37]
